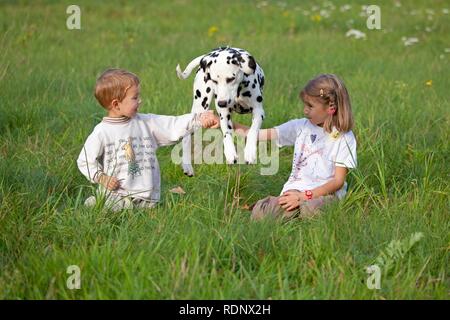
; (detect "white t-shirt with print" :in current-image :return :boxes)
[275,118,357,199]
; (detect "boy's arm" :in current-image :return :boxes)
[77,132,122,191]
[146,111,218,147]
[233,122,278,141]
[77,130,105,184]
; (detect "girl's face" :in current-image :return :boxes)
[301,94,330,126]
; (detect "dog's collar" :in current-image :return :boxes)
[102,116,131,124]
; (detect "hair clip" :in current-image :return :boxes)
[319,89,324,97]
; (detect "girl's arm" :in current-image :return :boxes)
[233,122,278,141]
[308,166,348,198]
[279,166,348,211]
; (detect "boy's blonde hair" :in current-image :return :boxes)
[94,68,140,108]
[300,74,354,133]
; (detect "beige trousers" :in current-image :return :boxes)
[251,194,337,221]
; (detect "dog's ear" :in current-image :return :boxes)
[240,55,257,75]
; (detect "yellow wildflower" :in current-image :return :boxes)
[208,26,218,37]
[311,14,322,22]
[425,80,432,86]
[330,129,341,140]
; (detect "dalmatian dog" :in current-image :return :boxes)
[176,46,265,176]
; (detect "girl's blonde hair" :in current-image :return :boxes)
[94,68,140,108]
[300,74,354,133]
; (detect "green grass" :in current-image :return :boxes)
[0,0,448,299]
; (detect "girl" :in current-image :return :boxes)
[234,74,357,220]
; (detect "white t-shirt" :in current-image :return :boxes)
[77,113,201,203]
[275,118,357,199]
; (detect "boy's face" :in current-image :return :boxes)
[301,94,329,126]
[111,84,141,118]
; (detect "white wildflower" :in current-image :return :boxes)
[402,37,419,46]
[320,9,330,18]
[346,29,366,39]
[340,4,351,12]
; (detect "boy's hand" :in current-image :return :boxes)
[98,174,121,191]
[278,190,305,211]
[199,110,220,129]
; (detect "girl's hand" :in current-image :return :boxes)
[199,111,220,129]
[278,190,305,211]
[99,174,122,191]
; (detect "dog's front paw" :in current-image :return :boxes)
[223,142,238,164]
[182,163,194,177]
[244,144,257,164]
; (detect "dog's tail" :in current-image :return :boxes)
[176,54,205,80]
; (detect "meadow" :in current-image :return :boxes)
[0,0,448,299]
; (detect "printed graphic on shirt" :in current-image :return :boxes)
[291,140,324,181]
[104,136,157,179]
[122,137,141,178]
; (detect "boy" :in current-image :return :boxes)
[77,68,218,211]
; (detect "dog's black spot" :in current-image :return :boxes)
[200,59,206,71]
[228,108,232,112]
[228,99,231,104]
[214,94,217,99]
[228,124,232,129]
[242,80,250,87]
[227,61,230,64]
[258,74,265,88]
[261,115,264,120]
[256,96,263,102]
[201,97,208,107]
[196,89,201,98]
[242,91,251,98]
[227,114,230,120]
[247,55,257,71]
[231,60,239,66]
[252,84,256,89]
[254,79,257,84]
[237,85,242,97]
[250,107,253,112]
[206,87,211,93]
